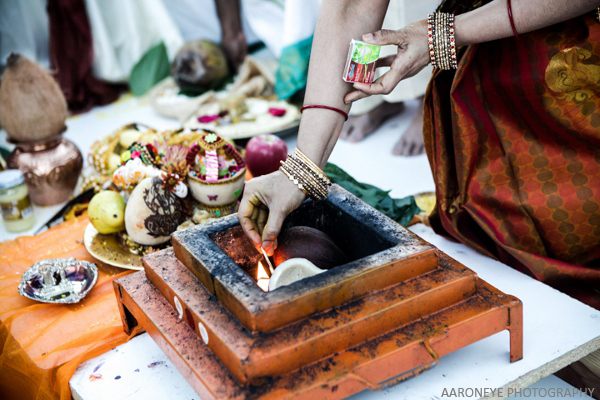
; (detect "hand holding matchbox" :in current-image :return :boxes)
[343,39,381,84]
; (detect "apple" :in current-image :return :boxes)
[245,134,288,177]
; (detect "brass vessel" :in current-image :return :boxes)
[7,134,83,205]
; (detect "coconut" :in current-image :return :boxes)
[171,40,229,91]
[269,258,324,291]
[0,53,68,142]
[125,177,184,245]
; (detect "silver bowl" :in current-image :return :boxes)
[18,258,98,304]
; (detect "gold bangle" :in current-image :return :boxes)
[283,158,328,200]
[279,150,330,201]
[293,149,331,185]
[279,164,311,198]
[280,161,324,200]
[281,164,325,201]
[287,154,329,194]
[285,158,326,197]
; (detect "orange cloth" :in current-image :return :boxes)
[0,215,137,400]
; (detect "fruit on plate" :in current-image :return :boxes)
[88,191,126,234]
[273,226,348,270]
[245,134,288,177]
[118,129,142,148]
[124,177,184,245]
[108,153,122,172]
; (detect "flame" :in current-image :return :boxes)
[257,261,270,292]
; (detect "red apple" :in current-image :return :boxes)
[245,134,288,177]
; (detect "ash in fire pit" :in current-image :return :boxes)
[211,225,264,281]
[212,223,350,291]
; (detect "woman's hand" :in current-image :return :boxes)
[238,171,307,256]
[344,20,430,104]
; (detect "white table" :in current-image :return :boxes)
[1,97,598,399]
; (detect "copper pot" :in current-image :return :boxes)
[7,134,83,205]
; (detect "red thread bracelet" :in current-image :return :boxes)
[507,0,519,38]
[300,104,349,121]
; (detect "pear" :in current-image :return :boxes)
[118,129,142,148]
[138,132,159,145]
[88,191,126,234]
[0,53,68,142]
[107,153,122,172]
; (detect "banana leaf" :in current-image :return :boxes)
[325,163,421,227]
[129,42,171,97]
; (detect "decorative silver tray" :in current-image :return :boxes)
[18,258,98,304]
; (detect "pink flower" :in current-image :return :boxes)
[198,114,220,123]
[268,108,287,117]
[131,151,141,159]
[163,144,188,165]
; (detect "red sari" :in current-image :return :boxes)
[424,14,600,309]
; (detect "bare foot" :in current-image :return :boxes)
[393,96,425,156]
[340,101,405,142]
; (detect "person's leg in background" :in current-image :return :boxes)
[340,96,405,143]
[393,95,424,156]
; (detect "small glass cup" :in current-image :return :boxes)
[0,169,35,232]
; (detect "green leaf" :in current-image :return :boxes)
[129,42,171,97]
[0,146,10,161]
[325,163,421,227]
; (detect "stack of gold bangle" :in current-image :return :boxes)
[279,149,331,201]
[427,12,457,70]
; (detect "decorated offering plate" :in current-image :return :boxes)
[186,131,246,206]
[185,98,299,140]
[18,258,98,304]
[84,223,143,270]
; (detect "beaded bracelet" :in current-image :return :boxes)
[427,12,458,70]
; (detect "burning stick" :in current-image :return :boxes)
[256,261,270,292]
[260,247,274,276]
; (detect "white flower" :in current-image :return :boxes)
[112,158,162,189]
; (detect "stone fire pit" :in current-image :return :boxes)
[113,185,523,399]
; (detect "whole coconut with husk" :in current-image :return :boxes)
[273,226,348,270]
[171,40,229,91]
[0,53,68,142]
